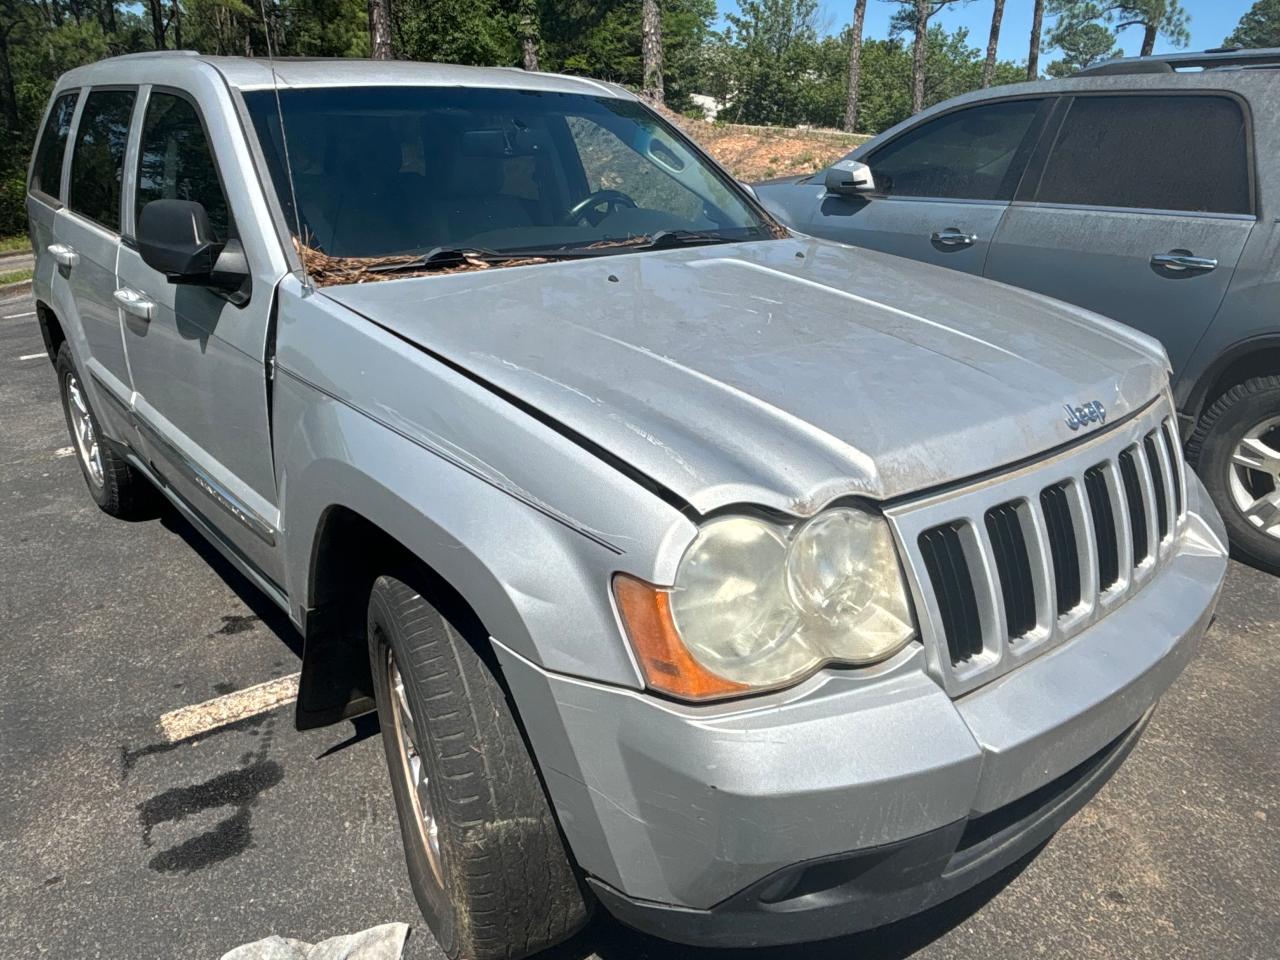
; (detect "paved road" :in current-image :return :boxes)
[0,250,35,274]
[1,290,1277,960]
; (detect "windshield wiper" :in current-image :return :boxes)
[366,247,519,275]
[631,230,743,251]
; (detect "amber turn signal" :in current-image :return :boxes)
[612,574,749,701]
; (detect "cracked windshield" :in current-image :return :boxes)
[245,86,773,283]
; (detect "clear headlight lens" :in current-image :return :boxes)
[618,507,916,699]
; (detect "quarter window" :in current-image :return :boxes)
[67,89,136,231]
[866,99,1043,201]
[1034,95,1251,215]
[136,92,232,241]
[30,92,79,201]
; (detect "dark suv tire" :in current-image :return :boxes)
[1187,375,1280,573]
[56,343,154,519]
[366,573,590,960]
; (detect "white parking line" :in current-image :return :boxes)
[159,672,301,742]
[18,353,45,360]
[3,311,35,320]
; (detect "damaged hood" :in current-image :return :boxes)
[323,236,1169,514]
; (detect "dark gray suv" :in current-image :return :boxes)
[757,48,1280,572]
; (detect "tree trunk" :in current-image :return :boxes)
[911,0,928,114]
[147,0,166,49]
[642,0,664,106]
[172,0,182,49]
[841,0,867,132]
[1027,0,1044,80]
[519,0,539,71]
[0,26,19,131]
[1140,22,1156,56]
[982,0,1005,87]
[368,0,392,60]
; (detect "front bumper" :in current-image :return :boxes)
[493,475,1227,945]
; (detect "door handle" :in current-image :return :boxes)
[931,228,978,248]
[1151,251,1217,273]
[113,287,155,321]
[47,243,79,268]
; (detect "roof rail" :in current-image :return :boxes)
[1075,47,1280,77]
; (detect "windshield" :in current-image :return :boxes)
[243,85,773,274]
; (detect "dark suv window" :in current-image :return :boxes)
[867,99,1043,201]
[67,89,136,231]
[136,92,231,241]
[30,92,79,201]
[1034,95,1251,215]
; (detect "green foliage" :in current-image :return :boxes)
[1045,20,1120,75]
[1046,1,1190,53]
[1225,0,1280,48]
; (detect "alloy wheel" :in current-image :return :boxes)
[65,373,104,489]
[386,648,445,887]
[1228,414,1280,540]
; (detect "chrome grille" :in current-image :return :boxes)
[887,399,1187,697]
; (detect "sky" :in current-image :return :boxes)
[712,1,1256,65]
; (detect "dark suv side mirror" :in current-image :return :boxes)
[824,159,877,197]
[137,199,248,295]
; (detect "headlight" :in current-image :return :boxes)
[615,507,916,701]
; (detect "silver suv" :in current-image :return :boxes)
[27,53,1228,958]
[757,47,1280,575]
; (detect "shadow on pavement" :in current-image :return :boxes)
[156,500,303,659]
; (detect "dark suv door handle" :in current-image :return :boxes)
[931,228,978,248]
[1151,251,1217,273]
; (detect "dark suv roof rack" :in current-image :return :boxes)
[1075,47,1280,77]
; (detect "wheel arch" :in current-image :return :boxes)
[1180,334,1280,435]
[35,300,66,364]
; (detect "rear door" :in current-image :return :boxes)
[804,97,1052,274]
[984,93,1256,374]
[52,87,138,419]
[26,90,80,289]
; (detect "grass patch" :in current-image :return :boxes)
[0,267,33,286]
[0,235,30,254]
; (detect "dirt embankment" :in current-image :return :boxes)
[666,111,871,181]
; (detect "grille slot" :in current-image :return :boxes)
[984,502,1037,640]
[1040,482,1081,616]
[918,523,983,665]
[891,400,1184,698]
[1161,420,1184,517]
[1118,448,1149,564]
[1144,434,1170,540]
[1084,464,1120,592]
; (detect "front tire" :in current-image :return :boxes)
[55,343,153,519]
[367,574,589,960]
[1187,375,1280,572]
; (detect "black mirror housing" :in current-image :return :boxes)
[138,199,226,283]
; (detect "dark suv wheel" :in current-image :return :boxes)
[1188,375,1280,572]
[366,573,590,960]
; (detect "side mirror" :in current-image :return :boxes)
[137,199,247,293]
[739,181,760,201]
[824,159,877,197]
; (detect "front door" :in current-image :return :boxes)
[117,85,283,585]
[984,94,1256,375]
[52,87,137,423]
[806,97,1052,275]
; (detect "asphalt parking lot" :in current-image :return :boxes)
[2,288,1278,960]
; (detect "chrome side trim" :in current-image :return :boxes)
[133,413,277,546]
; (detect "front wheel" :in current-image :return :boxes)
[1187,375,1280,573]
[367,574,589,960]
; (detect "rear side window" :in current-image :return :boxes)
[1034,95,1251,215]
[136,92,232,241]
[866,99,1043,201]
[30,92,79,201]
[67,89,136,231]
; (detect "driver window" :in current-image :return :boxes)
[565,115,703,222]
[866,99,1043,201]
